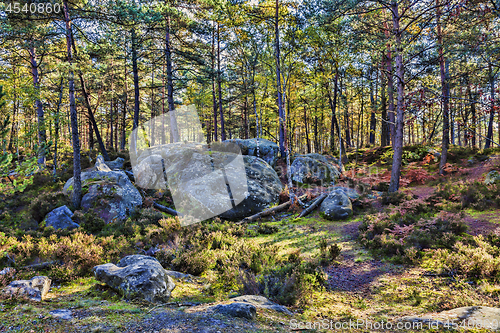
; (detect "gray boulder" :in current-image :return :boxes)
[399,306,500,330]
[485,170,500,185]
[63,168,142,224]
[93,255,175,303]
[43,205,79,230]
[2,276,51,301]
[224,138,279,167]
[320,188,353,220]
[213,302,257,320]
[105,157,125,170]
[230,295,292,315]
[328,186,360,201]
[94,155,112,172]
[49,309,73,320]
[291,153,342,186]
[133,142,282,221]
[218,155,283,220]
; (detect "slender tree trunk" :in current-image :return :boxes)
[330,69,339,150]
[303,103,311,153]
[217,23,226,141]
[29,45,46,166]
[384,21,396,144]
[275,1,285,157]
[380,62,389,147]
[120,64,128,151]
[131,28,140,131]
[78,74,110,160]
[63,0,82,208]
[165,15,179,143]
[437,4,450,174]
[53,77,63,179]
[212,21,218,142]
[389,1,405,193]
[485,63,496,149]
[369,68,377,145]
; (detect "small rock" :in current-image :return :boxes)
[95,155,112,172]
[213,302,256,320]
[485,170,500,185]
[43,205,79,230]
[105,157,125,170]
[49,309,73,320]
[229,295,292,315]
[2,276,51,301]
[319,188,353,220]
[93,255,175,303]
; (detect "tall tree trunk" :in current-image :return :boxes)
[485,63,496,149]
[389,1,405,193]
[369,68,377,145]
[437,3,450,174]
[53,77,63,179]
[303,103,311,153]
[78,74,110,160]
[120,64,128,151]
[383,21,396,144]
[131,28,140,131]
[63,0,82,208]
[217,23,226,141]
[29,45,46,166]
[166,15,179,143]
[212,21,218,142]
[329,69,339,150]
[380,69,388,147]
[275,1,285,157]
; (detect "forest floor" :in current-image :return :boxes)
[2,146,500,332]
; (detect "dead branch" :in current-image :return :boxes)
[297,192,328,218]
[153,202,180,216]
[237,194,308,224]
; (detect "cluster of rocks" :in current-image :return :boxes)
[41,139,356,229]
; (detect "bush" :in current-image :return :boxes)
[422,235,500,281]
[359,207,468,262]
[29,191,71,223]
[73,210,106,234]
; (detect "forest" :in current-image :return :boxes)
[0,0,500,332]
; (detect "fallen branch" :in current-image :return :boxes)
[237,194,308,224]
[153,202,180,216]
[23,260,60,271]
[297,192,328,218]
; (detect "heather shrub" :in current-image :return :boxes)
[359,207,468,262]
[432,180,500,210]
[29,191,71,223]
[422,235,500,281]
[73,210,106,234]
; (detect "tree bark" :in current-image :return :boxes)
[485,63,496,149]
[388,1,405,193]
[165,14,179,143]
[63,0,82,208]
[383,21,396,144]
[212,21,218,142]
[28,45,46,166]
[275,0,285,157]
[217,22,226,141]
[437,3,450,174]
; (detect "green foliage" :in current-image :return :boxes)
[432,180,500,211]
[359,199,468,263]
[29,191,70,223]
[422,235,500,282]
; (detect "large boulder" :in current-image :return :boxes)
[485,170,500,185]
[213,302,257,320]
[93,255,175,303]
[105,157,125,170]
[132,142,282,222]
[230,295,292,315]
[2,276,51,302]
[43,205,79,230]
[290,153,342,186]
[224,138,279,167]
[63,166,142,224]
[320,188,353,220]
